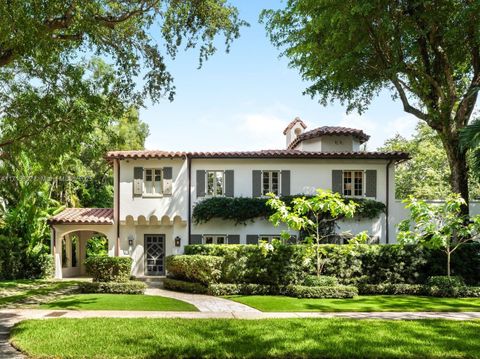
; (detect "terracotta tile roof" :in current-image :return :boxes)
[288,126,370,149]
[48,208,114,225]
[283,117,307,135]
[106,150,408,161]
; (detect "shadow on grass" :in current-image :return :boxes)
[11,318,480,358]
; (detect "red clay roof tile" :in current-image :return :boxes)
[48,208,113,225]
[288,126,370,149]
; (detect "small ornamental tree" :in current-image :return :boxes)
[267,189,358,276]
[398,194,480,278]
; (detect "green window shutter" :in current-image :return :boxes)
[133,167,143,197]
[163,167,173,180]
[196,170,206,197]
[246,235,258,244]
[190,235,203,245]
[365,170,377,197]
[331,170,343,194]
[225,170,234,197]
[252,170,262,197]
[281,170,290,196]
[227,234,240,244]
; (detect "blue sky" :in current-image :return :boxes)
[140,0,419,151]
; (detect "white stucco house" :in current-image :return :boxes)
[49,117,411,278]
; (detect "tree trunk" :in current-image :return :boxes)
[441,135,469,215]
[447,250,451,278]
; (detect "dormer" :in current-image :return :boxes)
[284,117,307,148]
[285,121,370,152]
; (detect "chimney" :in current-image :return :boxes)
[283,117,307,149]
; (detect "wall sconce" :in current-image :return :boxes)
[128,234,134,247]
[174,236,181,247]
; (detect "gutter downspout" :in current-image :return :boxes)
[187,154,192,245]
[115,158,120,256]
[385,160,394,244]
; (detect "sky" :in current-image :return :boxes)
[140,0,419,152]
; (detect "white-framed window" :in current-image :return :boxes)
[258,235,282,243]
[202,235,227,244]
[262,170,280,196]
[144,168,163,195]
[343,170,364,197]
[206,170,225,196]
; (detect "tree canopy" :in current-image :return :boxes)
[262,0,480,212]
[0,0,246,157]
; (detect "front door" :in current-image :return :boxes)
[144,234,165,276]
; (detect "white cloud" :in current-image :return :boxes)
[338,113,418,150]
[235,113,288,149]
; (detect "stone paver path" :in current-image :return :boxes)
[145,287,261,312]
[0,312,25,358]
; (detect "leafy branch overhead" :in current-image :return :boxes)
[0,1,247,155]
[262,0,480,210]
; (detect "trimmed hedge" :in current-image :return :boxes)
[166,255,223,285]
[357,283,426,296]
[285,285,358,298]
[427,276,465,287]
[185,243,480,285]
[79,281,147,294]
[208,283,274,296]
[357,283,480,298]
[163,278,208,294]
[303,275,338,287]
[85,256,132,283]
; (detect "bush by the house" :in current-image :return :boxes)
[0,235,53,280]
[426,276,465,287]
[85,256,132,282]
[357,283,426,296]
[284,284,358,298]
[184,243,480,286]
[79,281,147,294]
[163,278,208,294]
[303,275,338,287]
[207,283,274,296]
[166,255,223,285]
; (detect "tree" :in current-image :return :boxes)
[267,189,358,276]
[398,194,480,278]
[262,1,480,213]
[0,1,246,154]
[380,122,480,199]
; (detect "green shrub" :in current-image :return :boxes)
[0,235,53,280]
[357,283,426,295]
[163,278,208,294]
[285,284,358,298]
[79,281,146,294]
[207,283,277,296]
[85,256,132,282]
[427,276,465,287]
[303,275,338,287]
[166,255,223,285]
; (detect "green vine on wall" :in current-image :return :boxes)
[192,195,386,225]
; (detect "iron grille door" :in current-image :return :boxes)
[144,234,165,276]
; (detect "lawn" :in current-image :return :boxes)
[39,294,198,311]
[229,295,480,312]
[0,280,80,307]
[11,318,480,358]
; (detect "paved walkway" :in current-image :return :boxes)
[145,288,261,312]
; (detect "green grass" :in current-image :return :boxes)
[229,295,480,312]
[11,318,480,358]
[0,280,80,307]
[39,294,198,311]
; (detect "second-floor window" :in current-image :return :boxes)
[343,170,363,196]
[144,168,162,195]
[262,170,280,195]
[206,170,224,196]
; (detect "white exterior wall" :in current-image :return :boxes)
[191,158,390,244]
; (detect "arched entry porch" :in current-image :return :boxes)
[48,208,115,279]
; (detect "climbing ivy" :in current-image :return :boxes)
[192,195,385,225]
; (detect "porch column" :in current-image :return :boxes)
[53,228,62,279]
